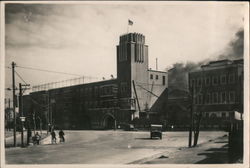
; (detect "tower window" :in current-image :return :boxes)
[156,75,158,80]
[150,74,153,79]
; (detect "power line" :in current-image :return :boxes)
[16,65,82,77]
[15,70,29,85]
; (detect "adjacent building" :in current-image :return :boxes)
[189,59,243,129]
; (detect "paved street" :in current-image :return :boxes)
[5,130,227,164]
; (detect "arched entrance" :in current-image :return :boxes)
[103,114,116,129]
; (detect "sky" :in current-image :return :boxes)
[4,2,247,99]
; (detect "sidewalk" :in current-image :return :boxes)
[5,130,49,148]
[131,135,230,164]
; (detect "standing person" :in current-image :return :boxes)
[51,130,57,144]
[35,132,41,145]
[27,128,32,145]
[59,129,65,143]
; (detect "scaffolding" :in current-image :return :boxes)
[32,76,100,92]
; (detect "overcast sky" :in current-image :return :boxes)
[4,2,246,98]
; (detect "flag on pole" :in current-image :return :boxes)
[128,19,133,26]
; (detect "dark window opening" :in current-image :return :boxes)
[229,91,235,103]
[205,77,210,86]
[150,74,153,79]
[222,112,226,118]
[229,74,235,84]
[213,76,218,85]
[221,75,226,84]
[221,92,226,104]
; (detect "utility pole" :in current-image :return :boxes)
[4,98,7,131]
[19,83,30,147]
[12,62,16,147]
[47,92,50,134]
[19,83,24,147]
[8,98,11,131]
[188,86,194,147]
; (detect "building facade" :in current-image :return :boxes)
[23,32,168,130]
[189,59,243,129]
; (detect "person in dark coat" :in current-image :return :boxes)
[59,130,65,143]
[35,132,41,145]
[51,130,57,144]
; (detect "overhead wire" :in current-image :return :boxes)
[16,65,82,77]
[15,70,29,85]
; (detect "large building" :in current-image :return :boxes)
[23,33,168,130]
[189,59,243,129]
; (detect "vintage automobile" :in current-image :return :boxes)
[150,124,162,139]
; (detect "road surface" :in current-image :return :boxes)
[5,130,227,164]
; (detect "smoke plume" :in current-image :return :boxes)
[168,62,201,92]
[218,29,244,60]
[168,28,244,93]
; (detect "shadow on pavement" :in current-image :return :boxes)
[214,141,228,144]
[196,144,229,164]
[135,137,161,140]
[134,137,152,140]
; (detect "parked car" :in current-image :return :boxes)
[150,124,162,139]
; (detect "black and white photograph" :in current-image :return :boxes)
[0,1,249,167]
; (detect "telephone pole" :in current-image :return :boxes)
[12,62,16,147]
[188,86,194,147]
[8,98,11,131]
[19,83,24,147]
[19,83,30,147]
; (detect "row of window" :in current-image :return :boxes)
[204,112,228,118]
[79,85,118,97]
[150,74,166,85]
[194,91,236,105]
[190,73,237,87]
[83,98,136,109]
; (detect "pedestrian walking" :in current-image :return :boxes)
[35,132,41,145]
[59,129,65,143]
[51,130,57,144]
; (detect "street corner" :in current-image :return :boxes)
[141,135,230,164]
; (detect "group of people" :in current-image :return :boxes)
[31,129,65,145]
[51,129,65,144]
